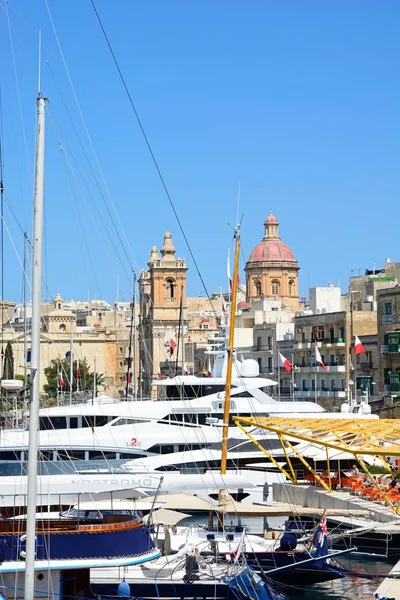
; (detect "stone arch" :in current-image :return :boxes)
[288,279,295,296]
[165,278,175,301]
[59,323,66,332]
[255,280,262,296]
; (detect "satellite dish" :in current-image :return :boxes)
[0,379,24,391]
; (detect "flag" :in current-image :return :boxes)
[312,511,328,566]
[58,371,64,389]
[157,364,162,380]
[184,362,189,375]
[220,290,227,314]
[232,530,245,563]
[75,368,80,379]
[127,372,132,383]
[169,339,176,356]
[354,336,365,355]
[315,345,327,371]
[279,352,292,373]
[207,356,212,377]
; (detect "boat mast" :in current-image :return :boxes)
[24,92,46,600]
[221,225,240,475]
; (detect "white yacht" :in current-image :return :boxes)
[0,353,375,503]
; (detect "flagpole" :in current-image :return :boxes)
[291,353,295,401]
[314,342,317,404]
[276,343,280,401]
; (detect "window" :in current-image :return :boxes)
[26,348,31,363]
[255,281,262,296]
[288,279,295,296]
[65,351,71,361]
[314,326,324,341]
[302,380,307,391]
[59,324,66,332]
[257,357,262,372]
[166,279,175,300]
[301,356,306,367]
[57,302,62,310]
[331,380,336,390]
[69,417,78,429]
[321,379,326,391]
[268,357,273,372]
[267,336,272,350]
[312,379,315,391]
[385,303,392,316]
[256,337,262,351]
[271,281,280,296]
[330,354,335,366]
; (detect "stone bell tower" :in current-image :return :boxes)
[139,232,188,396]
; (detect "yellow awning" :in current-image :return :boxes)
[233,417,400,456]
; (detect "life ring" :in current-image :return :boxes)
[19,534,38,560]
[130,437,137,447]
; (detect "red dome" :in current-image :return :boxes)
[265,211,279,225]
[248,239,297,263]
[237,301,251,310]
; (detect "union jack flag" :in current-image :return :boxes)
[318,510,328,547]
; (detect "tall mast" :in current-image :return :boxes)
[180,286,185,374]
[221,226,240,475]
[24,93,46,600]
[23,232,28,415]
[125,269,135,399]
[133,272,137,397]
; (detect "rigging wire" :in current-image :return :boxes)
[0,85,5,378]
[90,0,219,320]
[43,0,135,277]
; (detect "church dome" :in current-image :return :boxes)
[247,211,297,265]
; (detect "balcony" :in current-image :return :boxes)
[382,315,393,325]
[294,390,346,400]
[381,344,400,355]
[294,338,345,350]
[295,364,345,373]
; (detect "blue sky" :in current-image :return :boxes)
[1,1,399,304]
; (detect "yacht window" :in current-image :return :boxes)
[169,414,183,423]
[39,451,54,461]
[69,417,79,429]
[119,452,139,459]
[83,416,95,428]
[110,417,149,426]
[39,416,67,430]
[231,391,252,398]
[88,451,117,460]
[197,414,208,425]
[0,450,21,461]
[95,415,108,427]
[161,445,175,454]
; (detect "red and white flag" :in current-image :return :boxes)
[58,371,64,389]
[157,364,162,380]
[315,345,327,371]
[354,336,365,355]
[207,356,213,378]
[279,352,292,373]
[169,339,176,356]
[184,362,189,376]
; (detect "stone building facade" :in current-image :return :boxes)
[377,285,400,399]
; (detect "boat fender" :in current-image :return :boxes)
[117,581,131,598]
[183,554,199,583]
[18,534,38,560]
[0,589,7,600]
[279,532,297,551]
